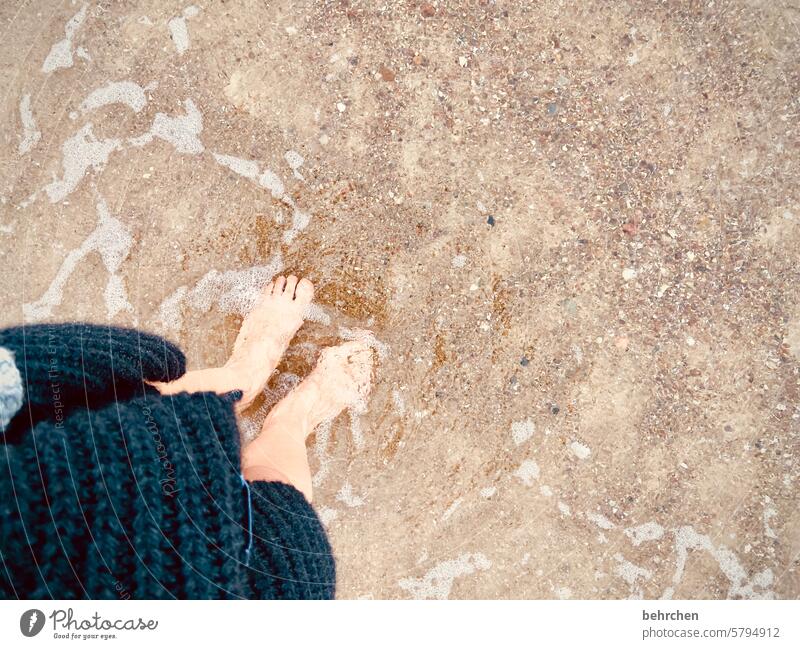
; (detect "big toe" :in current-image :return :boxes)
[294,277,314,303]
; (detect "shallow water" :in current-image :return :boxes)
[1,1,798,599]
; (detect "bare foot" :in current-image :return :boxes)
[226,275,314,407]
[241,341,374,497]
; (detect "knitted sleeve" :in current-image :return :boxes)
[0,390,248,599]
[0,323,185,441]
[246,480,336,599]
[0,324,336,600]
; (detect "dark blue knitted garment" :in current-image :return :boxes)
[0,323,335,599]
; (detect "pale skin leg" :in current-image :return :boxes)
[242,341,373,501]
[152,275,314,410]
[152,274,374,501]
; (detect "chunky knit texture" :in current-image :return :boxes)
[0,324,335,599]
[0,323,184,443]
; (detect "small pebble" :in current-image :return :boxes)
[547,102,558,115]
[420,3,436,17]
[622,267,637,281]
[550,404,560,415]
[379,64,396,82]
[487,215,495,226]
[520,356,529,367]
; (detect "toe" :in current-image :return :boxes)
[294,277,314,302]
[284,275,299,297]
[341,340,370,355]
[262,279,276,299]
[272,276,286,295]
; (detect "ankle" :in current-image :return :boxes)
[224,359,271,401]
[263,398,312,436]
[242,463,292,485]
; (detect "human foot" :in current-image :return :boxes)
[225,275,314,408]
[241,341,374,489]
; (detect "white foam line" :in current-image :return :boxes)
[317,505,338,526]
[569,440,591,459]
[153,254,283,334]
[129,98,204,153]
[302,303,331,326]
[155,286,188,333]
[42,3,88,73]
[336,482,365,508]
[258,168,285,198]
[211,150,311,245]
[312,418,333,487]
[586,512,615,530]
[213,152,260,181]
[348,403,365,449]
[40,97,204,204]
[213,151,284,198]
[392,388,406,416]
[167,6,200,55]
[18,94,41,154]
[80,80,148,114]
[763,497,778,540]
[24,194,133,321]
[441,498,463,522]
[44,123,121,203]
[167,16,190,55]
[282,208,310,244]
[511,419,534,445]
[338,326,390,359]
[624,521,664,546]
[284,149,305,180]
[614,553,652,598]
[189,256,284,314]
[513,459,540,486]
[398,553,491,600]
[663,526,775,600]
